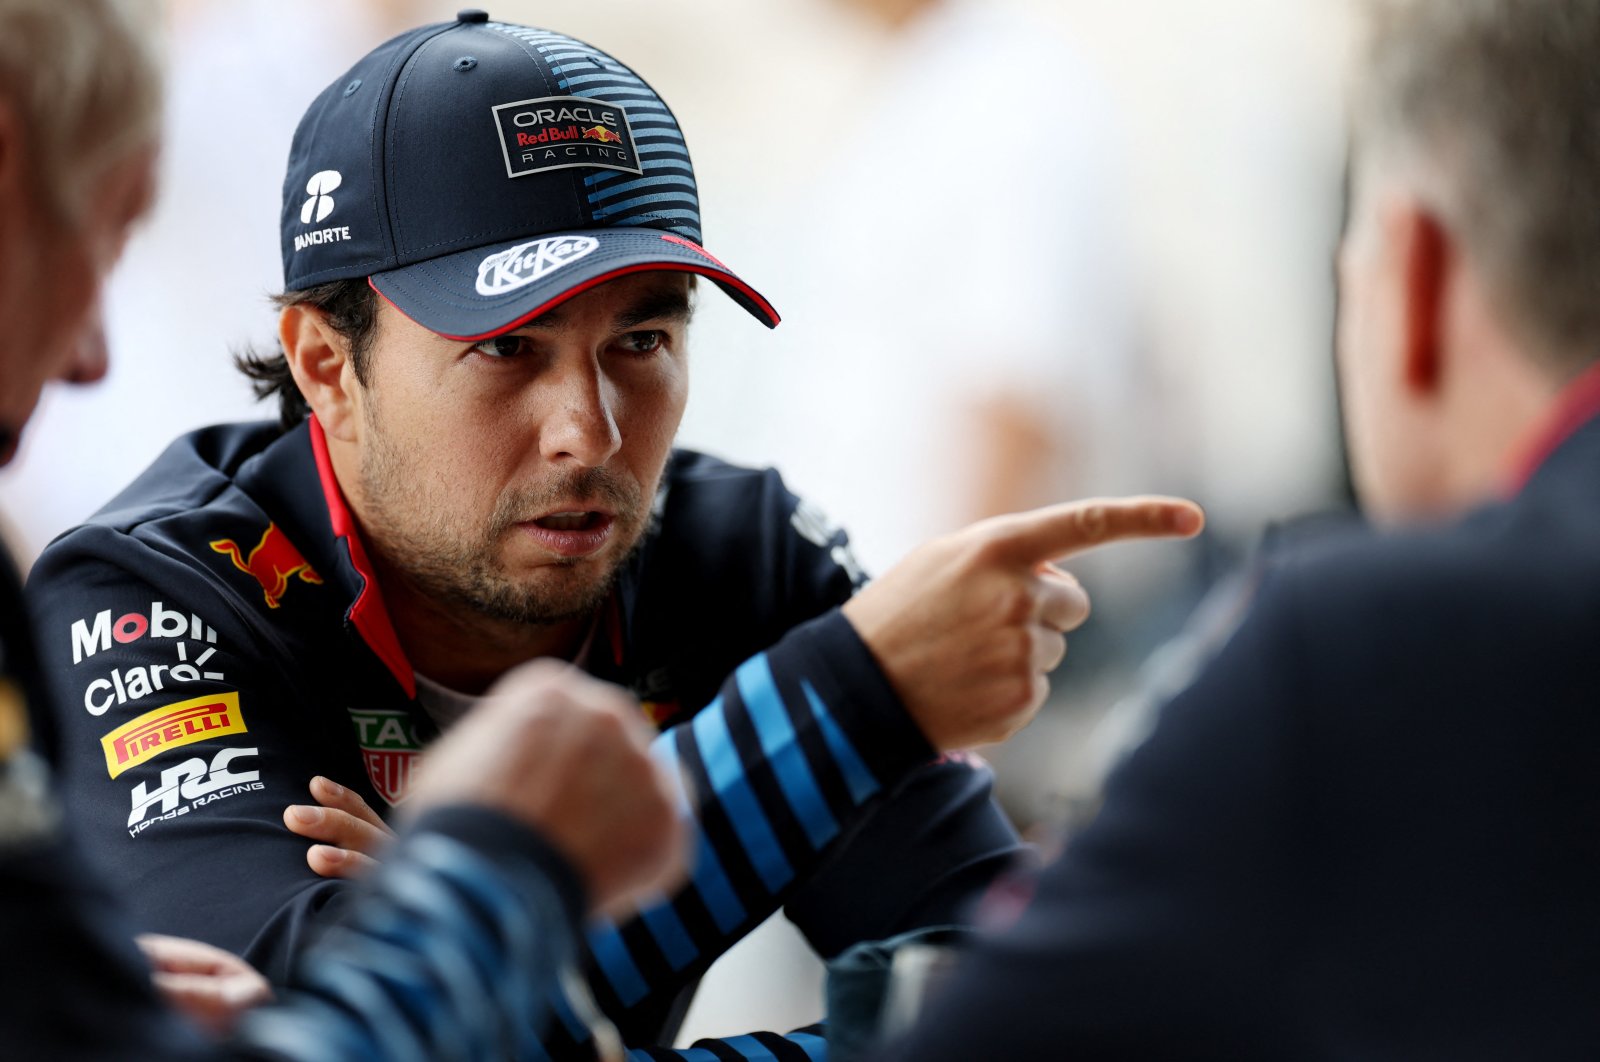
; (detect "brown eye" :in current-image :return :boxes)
[472,335,531,359]
[618,330,664,355]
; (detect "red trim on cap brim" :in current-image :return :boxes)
[368,260,780,342]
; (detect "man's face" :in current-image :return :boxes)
[352,272,692,627]
[0,144,155,464]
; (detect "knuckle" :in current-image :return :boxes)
[1076,504,1108,542]
[994,583,1034,626]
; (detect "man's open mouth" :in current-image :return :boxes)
[532,511,607,531]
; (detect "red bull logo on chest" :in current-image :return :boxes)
[210,523,322,609]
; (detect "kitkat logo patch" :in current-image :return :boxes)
[492,94,642,179]
[476,236,599,296]
[101,692,247,778]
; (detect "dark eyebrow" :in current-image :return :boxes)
[616,287,693,330]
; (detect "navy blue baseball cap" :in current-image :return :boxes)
[280,9,778,339]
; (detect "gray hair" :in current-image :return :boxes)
[1354,0,1600,376]
[0,0,162,223]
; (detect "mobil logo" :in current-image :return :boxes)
[210,522,322,609]
[71,602,217,665]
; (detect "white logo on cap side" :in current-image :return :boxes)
[475,236,600,296]
[301,170,342,225]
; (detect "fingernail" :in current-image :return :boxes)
[289,805,320,825]
[313,776,343,798]
[317,845,346,864]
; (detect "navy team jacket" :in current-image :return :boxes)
[2,530,603,1062]
[26,418,1024,1061]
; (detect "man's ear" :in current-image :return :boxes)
[1399,205,1451,395]
[281,303,362,442]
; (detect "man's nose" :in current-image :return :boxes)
[538,361,622,467]
[63,305,110,385]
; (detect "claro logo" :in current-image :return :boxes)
[100,693,247,778]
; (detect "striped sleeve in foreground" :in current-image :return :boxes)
[234,807,582,1062]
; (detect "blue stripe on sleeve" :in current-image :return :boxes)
[802,680,880,806]
[639,899,698,972]
[691,696,794,893]
[788,1031,829,1060]
[722,1035,782,1060]
[588,922,650,1007]
[736,656,840,850]
[548,986,590,1046]
[654,736,746,933]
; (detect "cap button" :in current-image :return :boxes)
[456,9,489,23]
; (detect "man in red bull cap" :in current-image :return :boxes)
[0,1,691,1059]
[24,9,1199,1059]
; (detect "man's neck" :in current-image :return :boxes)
[370,554,594,695]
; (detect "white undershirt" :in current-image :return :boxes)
[412,613,603,731]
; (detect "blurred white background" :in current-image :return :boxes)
[0,0,1354,1047]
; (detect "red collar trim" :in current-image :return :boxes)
[1504,359,1600,495]
[308,414,417,698]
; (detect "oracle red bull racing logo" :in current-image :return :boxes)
[210,523,322,609]
[491,94,642,179]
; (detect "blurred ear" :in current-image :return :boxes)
[0,98,22,267]
[1398,205,1450,396]
[280,304,361,442]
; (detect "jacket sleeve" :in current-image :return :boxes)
[551,611,1024,1060]
[26,526,371,983]
[879,575,1305,1061]
[234,805,585,1062]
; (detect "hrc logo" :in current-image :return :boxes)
[210,523,322,609]
[101,692,246,778]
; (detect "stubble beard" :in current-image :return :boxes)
[359,420,653,629]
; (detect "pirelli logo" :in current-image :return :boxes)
[101,693,246,778]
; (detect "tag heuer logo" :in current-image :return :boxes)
[348,708,421,807]
[475,236,599,296]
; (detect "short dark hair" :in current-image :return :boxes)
[1357,0,1600,376]
[235,279,379,429]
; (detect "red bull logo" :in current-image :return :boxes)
[582,125,623,145]
[209,523,322,609]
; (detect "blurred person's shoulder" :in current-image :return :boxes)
[1251,460,1600,708]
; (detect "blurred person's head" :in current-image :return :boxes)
[241,16,777,672]
[1339,0,1600,523]
[830,0,941,31]
[0,0,160,464]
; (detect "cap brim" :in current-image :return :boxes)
[368,227,779,340]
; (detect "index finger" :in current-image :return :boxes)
[987,496,1204,565]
